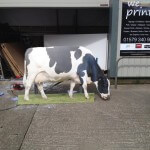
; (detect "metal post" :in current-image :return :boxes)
[115,57,123,89]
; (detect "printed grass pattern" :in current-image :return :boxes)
[18,93,95,105]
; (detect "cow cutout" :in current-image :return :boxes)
[23,46,110,100]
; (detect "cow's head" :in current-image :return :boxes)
[96,76,110,100]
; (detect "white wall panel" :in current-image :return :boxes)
[44,34,108,70]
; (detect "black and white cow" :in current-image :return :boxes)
[23,46,110,100]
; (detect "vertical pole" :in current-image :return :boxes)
[115,57,123,89]
[115,59,119,89]
[0,57,4,80]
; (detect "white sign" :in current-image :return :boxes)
[120,0,150,56]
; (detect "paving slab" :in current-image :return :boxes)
[0,81,38,150]
[0,83,150,150]
[0,105,37,150]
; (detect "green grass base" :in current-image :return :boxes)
[18,93,95,105]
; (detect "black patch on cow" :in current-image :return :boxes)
[46,46,82,74]
[77,54,97,84]
[25,48,33,66]
[74,49,82,60]
[77,54,102,80]
[77,54,108,94]
[98,76,108,94]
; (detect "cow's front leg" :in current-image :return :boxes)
[69,81,76,98]
[37,83,47,99]
[82,83,89,99]
[79,71,89,99]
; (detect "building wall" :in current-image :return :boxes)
[0,0,109,7]
[0,8,109,27]
[109,0,150,78]
[118,58,150,77]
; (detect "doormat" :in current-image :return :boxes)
[18,93,95,105]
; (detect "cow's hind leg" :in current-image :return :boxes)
[69,80,76,98]
[37,83,47,99]
[24,73,37,100]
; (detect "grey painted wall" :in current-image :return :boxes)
[0,9,57,26]
[0,0,109,7]
[0,8,109,27]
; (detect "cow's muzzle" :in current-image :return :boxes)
[99,93,110,100]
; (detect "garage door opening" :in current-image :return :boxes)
[0,7,109,79]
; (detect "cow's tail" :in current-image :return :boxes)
[23,60,27,86]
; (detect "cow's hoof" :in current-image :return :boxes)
[68,93,74,99]
[69,95,73,99]
[24,98,29,101]
[68,92,73,98]
[85,96,89,99]
[100,93,110,101]
[42,96,48,100]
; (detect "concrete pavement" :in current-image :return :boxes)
[0,83,150,150]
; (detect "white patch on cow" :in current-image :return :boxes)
[35,72,50,83]
[68,80,76,98]
[30,47,61,82]
[24,46,94,100]
[94,81,98,89]
[69,50,86,82]
[23,60,27,86]
[87,77,92,84]
[37,83,47,99]
[28,48,49,73]
[81,70,89,99]
[101,93,109,100]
